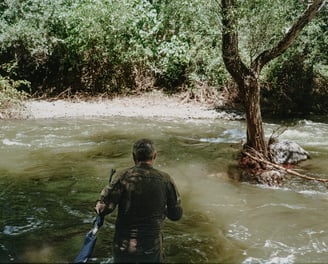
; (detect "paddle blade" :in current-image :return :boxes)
[73,231,97,263]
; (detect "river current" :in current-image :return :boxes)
[1,116,328,263]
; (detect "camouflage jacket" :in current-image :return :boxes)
[98,163,182,239]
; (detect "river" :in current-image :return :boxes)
[1,116,328,263]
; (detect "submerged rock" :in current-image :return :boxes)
[269,140,310,164]
[256,170,287,186]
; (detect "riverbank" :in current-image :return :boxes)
[22,91,243,120]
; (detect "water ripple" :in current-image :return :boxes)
[2,138,32,147]
[3,217,42,236]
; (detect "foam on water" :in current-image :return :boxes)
[200,128,246,143]
[2,138,32,147]
[243,253,295,264]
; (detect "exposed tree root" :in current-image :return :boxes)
[242,149,328,183]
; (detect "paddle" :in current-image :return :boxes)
[73,168,116,263]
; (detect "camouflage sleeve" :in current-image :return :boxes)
[97,176,121,215]
[166,175,183,221]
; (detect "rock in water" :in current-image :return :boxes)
[269,140,310,164]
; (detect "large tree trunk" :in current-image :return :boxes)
[221,0,325,158]
[243,76,267,156]
[221,0,268,157]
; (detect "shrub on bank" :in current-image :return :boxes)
[0,0,327,117]
[0,0,225,97]
[0,76,29,119]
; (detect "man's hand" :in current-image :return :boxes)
[95,200,106,215]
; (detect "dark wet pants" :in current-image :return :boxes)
[113,236,163,263]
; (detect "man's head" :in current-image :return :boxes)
[133,138,156,164]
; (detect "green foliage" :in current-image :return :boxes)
[262,51,311,116]
[0,76,29,118]
[172,0,226,88]
[155,34,190,88]
[0,0,226,96]
[262,48,328,116]
[63,0,128,93]
[238,0,306,63]
[260,3,328,116]
[0,0,63,64]
[296,4,328,66]
[0,0,326,114]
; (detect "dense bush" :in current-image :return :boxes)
[262,52,313,116]
[260,4,328,117]
[0,0,327,117]
[0,76,29,118]
[0,0,225,96]
[261,51,328,117]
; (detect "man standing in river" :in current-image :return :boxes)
[95,138,183,263]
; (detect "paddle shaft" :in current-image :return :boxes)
[73,168,117,263]
[109,168,116,184]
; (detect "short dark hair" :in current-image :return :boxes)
[133,138,156,161]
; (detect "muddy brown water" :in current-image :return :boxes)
[1,117,328,263]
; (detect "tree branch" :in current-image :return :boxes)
[242,150,328,183]
[253,0,326,71]
[221,0,252,87]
